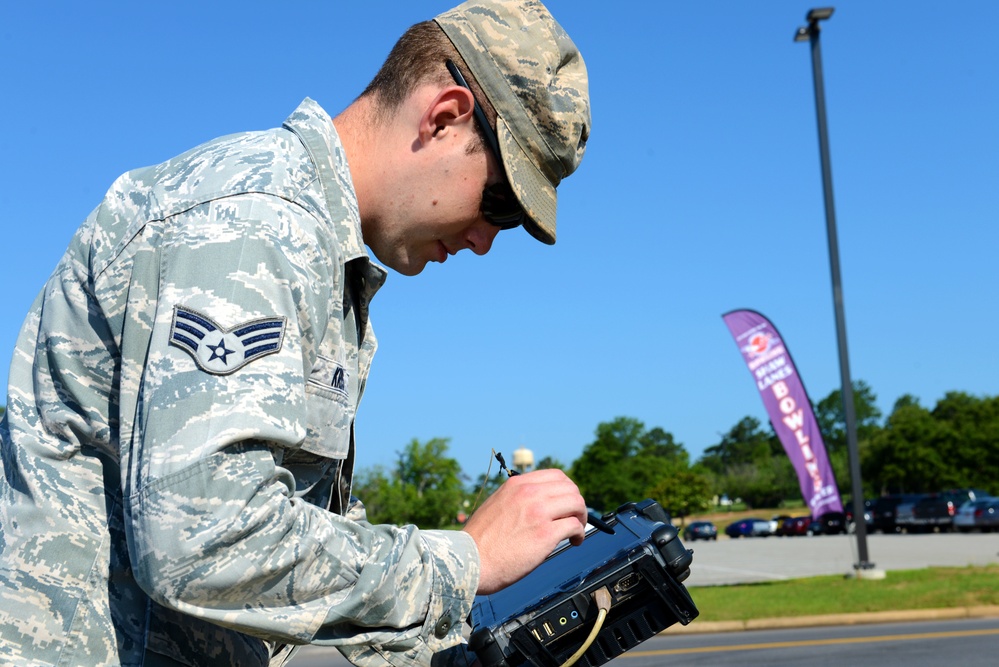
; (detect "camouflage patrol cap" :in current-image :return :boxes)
[435,0,590,245]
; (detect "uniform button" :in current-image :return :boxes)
[434,617,452,638]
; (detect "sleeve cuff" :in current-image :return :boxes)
[318,528,482,667]
[419,529,480,654]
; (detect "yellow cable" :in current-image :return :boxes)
[559,587,612,667]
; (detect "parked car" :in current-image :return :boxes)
[770,515,792,535]
[777,515,810,537]
[683,521,718,541]
[912,489,991,532]
[841,499,873,534]
[954,498,996,532]
[869,494,925,533]
[894,496,926,533]
[725,518,771,538]
[807,511,847,536]
[974,499,999,532]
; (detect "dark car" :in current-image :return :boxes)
[807,511,847,536]
[725,518,770,538]
[683,521,718,542]
[778,515,811,537]
[862,499,875,530]
[911,489,992,532]
[869,494,926,533]
[894,497,923,533]
[975,499,999,532]
[840,500,872,534]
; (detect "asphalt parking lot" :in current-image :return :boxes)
[682,531,999,586]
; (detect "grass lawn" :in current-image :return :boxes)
[690,565,999,622]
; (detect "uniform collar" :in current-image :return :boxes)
[283,98,387,293]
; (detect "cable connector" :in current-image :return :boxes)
[593,586,612,613]
[560,586,612,667]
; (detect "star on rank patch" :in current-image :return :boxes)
[169,306,287,375]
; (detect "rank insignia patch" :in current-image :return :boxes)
[169,306,287,375]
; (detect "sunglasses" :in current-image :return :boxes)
[445,60,526,231]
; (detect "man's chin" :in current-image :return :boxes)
[391,258,427,277]
[368,247,426,277]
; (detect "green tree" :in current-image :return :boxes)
[569,417,690,513]
[534,456,566,471]
[863,395,947,493]
[353,437,466,528]
[812,380,883,498]
[862,391,999,495]
[697,416,799,508]
[698,416,777,476]
[814,380,883,453]
[648,469,713,522]
[928,392,999,491]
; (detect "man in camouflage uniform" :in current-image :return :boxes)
[0,1,590,665]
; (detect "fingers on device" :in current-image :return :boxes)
[469,499,698,667]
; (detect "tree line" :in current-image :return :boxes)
[353,383,999,528]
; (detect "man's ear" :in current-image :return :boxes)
[418,86,477,144]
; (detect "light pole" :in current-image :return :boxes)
[794,8,877,574]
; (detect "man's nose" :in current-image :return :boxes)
[466,218,500,256]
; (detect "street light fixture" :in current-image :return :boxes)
[807,7,835,22]
[794,7,878,575]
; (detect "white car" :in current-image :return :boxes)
[954,498,995,532]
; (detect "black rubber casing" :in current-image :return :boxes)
[468,499,699,667]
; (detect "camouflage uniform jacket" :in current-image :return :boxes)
[0,99,480,667]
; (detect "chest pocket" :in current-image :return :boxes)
[302,353,353,460]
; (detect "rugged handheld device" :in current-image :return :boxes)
[468,499,698,667]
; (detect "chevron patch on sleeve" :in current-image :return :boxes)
[169,305,287,375]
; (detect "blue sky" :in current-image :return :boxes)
[2,1,997,480]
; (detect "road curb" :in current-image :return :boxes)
[668,605,999,634]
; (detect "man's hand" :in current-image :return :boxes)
[462,468,587,595]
